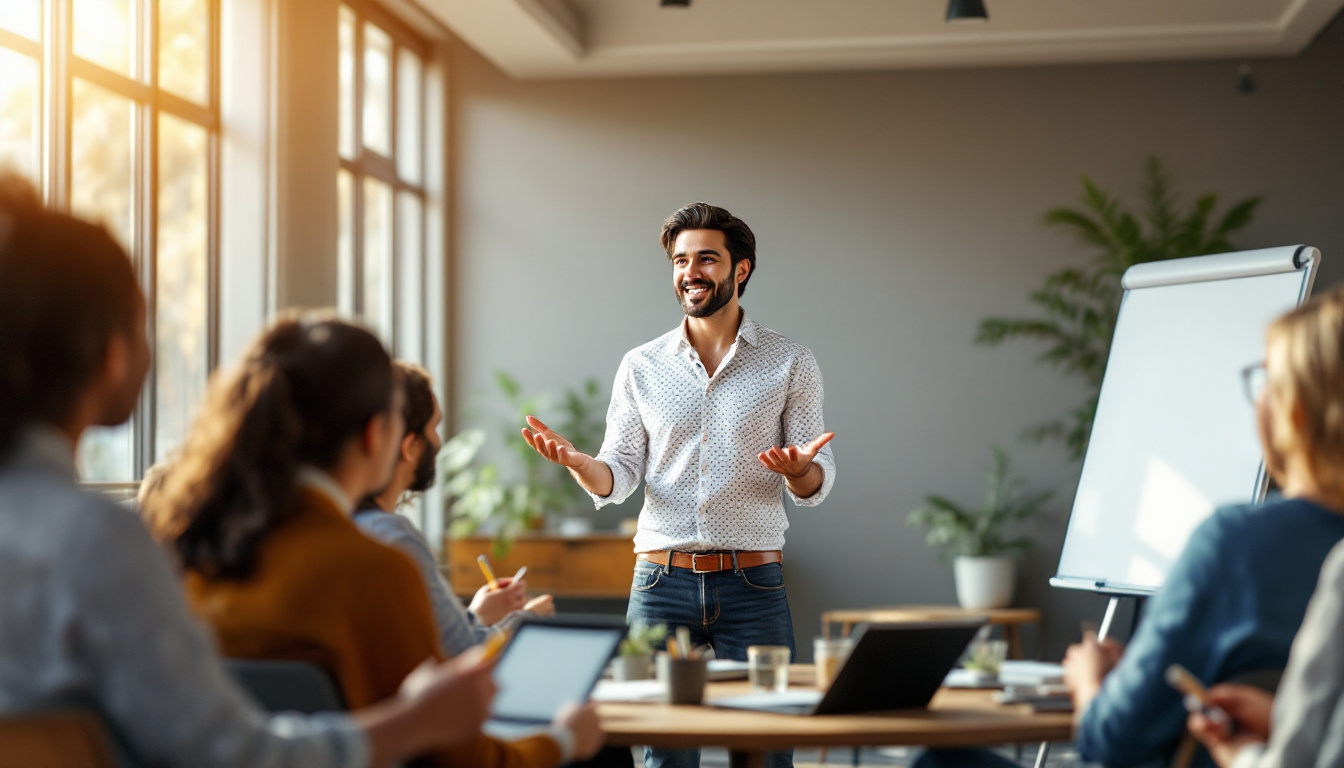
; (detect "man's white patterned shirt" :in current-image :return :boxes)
[589,313,835,552]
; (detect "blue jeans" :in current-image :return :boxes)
[626,558,796,768]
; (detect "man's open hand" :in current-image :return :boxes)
[521,416,590,469]
[757,433,834,479]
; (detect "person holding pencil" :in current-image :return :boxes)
[522,202,836,768]
[354,361,553,658]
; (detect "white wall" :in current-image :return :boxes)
[448,15,1344,658]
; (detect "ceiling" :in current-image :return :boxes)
[419,0,1344,79]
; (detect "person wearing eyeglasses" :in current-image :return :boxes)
[917,285,1344,768]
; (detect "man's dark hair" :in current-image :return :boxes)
[358,361,438,507]
[0,173,142,461]
[659,202,757,298]
[396,362,436,444]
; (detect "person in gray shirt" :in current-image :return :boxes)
[354,362,553,658]
[1189,538,1344,768]
[0,174,494,768]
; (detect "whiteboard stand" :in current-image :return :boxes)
[1097,596,1122,642]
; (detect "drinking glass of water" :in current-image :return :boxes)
[747,645,791,692]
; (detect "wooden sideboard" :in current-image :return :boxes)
[444,534,636,599]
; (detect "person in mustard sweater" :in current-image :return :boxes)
[0,174,496,768]
[142,314,603,768]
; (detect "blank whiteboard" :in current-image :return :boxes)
[1051,246,1319,595]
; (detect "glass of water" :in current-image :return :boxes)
[748,645,791,692]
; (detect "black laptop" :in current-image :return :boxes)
[711,620,985,715]
[484,616,627,738]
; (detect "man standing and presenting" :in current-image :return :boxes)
[522,202,836,768]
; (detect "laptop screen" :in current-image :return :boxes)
[491,623,624,723]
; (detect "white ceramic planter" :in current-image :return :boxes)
[953,556,1016,609]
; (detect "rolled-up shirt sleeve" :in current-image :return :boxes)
[589,354,648,508]
[782,349,835,507]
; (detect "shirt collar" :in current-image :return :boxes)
[297,466,354,516]
[667,311,759,355]
[15,424,78,478]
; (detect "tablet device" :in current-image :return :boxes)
[484,617,626,738]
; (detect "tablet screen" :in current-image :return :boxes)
[491,624,624,722]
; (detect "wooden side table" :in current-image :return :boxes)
[821,606,1043,660]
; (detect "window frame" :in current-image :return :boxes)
[339,0,430,361]
[2,0,223,483]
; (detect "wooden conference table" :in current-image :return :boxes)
[597,665,1073,768]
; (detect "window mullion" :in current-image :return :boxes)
[352,11,365,317]
[44,0,72,208]
[133,0,159,476]
[206,0,222,373]
[386,41,399,352]
[0,28,42,57]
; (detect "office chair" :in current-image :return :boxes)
[225,659,345,714]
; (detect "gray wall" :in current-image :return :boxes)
[448,15,1344,660]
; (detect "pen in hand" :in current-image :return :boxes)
[1166,664,1235,734]
[477,554,500,591]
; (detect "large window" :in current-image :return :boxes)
[0,0,219,483]
[338,0,429,362]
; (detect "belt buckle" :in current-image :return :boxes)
[690,553,722,573]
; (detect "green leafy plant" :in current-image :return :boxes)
[976,156,1261,461]
[619,621,668,658]
[442,372,607,558]
[962,640,1008,675]
[907,446,1052,561]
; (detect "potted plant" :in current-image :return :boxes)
[442,372,607,557]
[611,621,667,681]
[908,446,1051,609]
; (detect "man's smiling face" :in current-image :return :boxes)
[671,229,747,319]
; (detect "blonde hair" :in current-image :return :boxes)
[1264,284,1344,504]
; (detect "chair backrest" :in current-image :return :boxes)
[225,659,345,714]
[0,710,116,768]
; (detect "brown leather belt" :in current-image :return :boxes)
[636,550,783,573]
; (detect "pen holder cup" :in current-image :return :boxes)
[656,654,709,705]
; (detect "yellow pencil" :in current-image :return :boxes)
[477,554,500,591]
[482,629,509,660]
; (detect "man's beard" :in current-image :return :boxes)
[677,274,736,318]
[408,438,438,492]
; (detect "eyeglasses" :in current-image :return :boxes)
[1240,362,1267,404]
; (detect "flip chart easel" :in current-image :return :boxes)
[1037,246,1320,765]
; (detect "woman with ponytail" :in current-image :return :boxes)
[0,173,494,768]
[146,315,603,768]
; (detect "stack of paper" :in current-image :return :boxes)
[998,661,1065,686]
[590,679,664,703]
[993,685,1073,712]
[706,659,750,681]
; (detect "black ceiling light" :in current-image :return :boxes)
[946,0,988,23]
[660,0,691,7]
